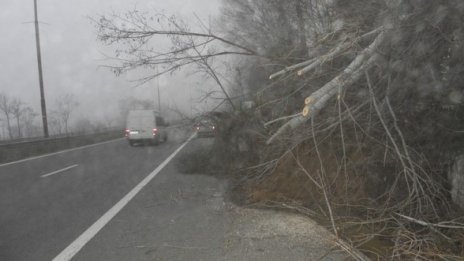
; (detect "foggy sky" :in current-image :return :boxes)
[0,0,220,127]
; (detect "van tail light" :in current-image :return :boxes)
[152,128,158,136]
[125,129,130,137]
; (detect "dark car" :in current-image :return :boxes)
[194,119,216,137]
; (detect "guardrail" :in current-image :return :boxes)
[0,129,124,164]
[0,127,124,145]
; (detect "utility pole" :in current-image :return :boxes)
[33,0,49,137]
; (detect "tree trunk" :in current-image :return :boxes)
[16,116,21,138]
[267,30,385,144]
[5,114,12,140]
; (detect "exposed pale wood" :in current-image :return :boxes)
[266,30,384,144]
[268,27,383,80]
[269,57,317,80]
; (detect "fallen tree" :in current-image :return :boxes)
[231,0,464,259]
[94,0,464,258]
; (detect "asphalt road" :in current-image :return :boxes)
[0,137,187,261]
[0,134,347,261]
[68,138,346,261]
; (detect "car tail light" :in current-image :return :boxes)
[152,128,158,136]
[125,129,130,137]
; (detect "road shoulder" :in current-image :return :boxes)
[71,139,348,261]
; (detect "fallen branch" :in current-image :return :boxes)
[334,238,371,261]
[268,27,383,80]
[266,29,385,144]
[269,58,317,80]
[395,213,464,229]
[263,113,301,127]
[266,52,380,145]
[297,41,350,76]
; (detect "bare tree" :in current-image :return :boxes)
[0,93,13,139]
[10,98,24,138]
[93,10,260,111]
[48,112,63,135]
[21,106,38,138]
[54,94,79,135]
[219,0,464,259]
[0,118,6,140]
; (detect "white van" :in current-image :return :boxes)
[125,110,168,146]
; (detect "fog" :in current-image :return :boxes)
[0,0,220,133]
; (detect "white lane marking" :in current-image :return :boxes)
[0,138,124,168]
[40,164,79,178]
[52,133,196,261]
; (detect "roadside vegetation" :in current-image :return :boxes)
[95,0,464,259]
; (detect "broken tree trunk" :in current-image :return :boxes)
[266,30,385,144]
[268,27,383,80]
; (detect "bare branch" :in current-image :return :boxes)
[266,30,385,144]
[395,213,464,229]
[268,26,383,80]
